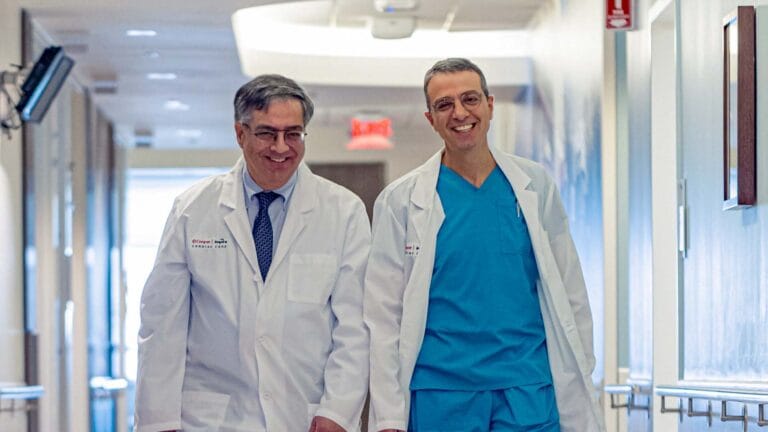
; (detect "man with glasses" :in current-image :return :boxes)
[365,58,604,431]
[135,74,370,432]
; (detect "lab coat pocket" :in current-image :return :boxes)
[498,204,531,254]
[287,254,338,304]
[180,390,230,429]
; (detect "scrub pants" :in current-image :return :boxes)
[408,383,560,432]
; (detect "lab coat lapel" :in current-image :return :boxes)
[221,159,259,275]
[409,151,444,250]
[266,164,315,290]
[401,152,444,355]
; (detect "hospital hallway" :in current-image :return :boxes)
[1,0,767,431]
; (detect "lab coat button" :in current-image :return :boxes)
[263,392,271,401]
[258,336,266,344]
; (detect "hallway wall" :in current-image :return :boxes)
[623,0,768,430]
[0,1,27,430]
[622,2,654,430]
[517,0,606,387]
[678,0,768,383]
[678,1,768,429]
[625,0,654,388]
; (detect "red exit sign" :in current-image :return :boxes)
[350,118,392,138]
[606,0,635,30]
[347,117,394,150]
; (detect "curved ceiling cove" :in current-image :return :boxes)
[232,0,531,87]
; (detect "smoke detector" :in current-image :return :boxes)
[374,0,418,13]
[371,16,416,39]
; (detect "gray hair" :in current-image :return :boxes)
[423,58,490,110]
[234,74,314,126]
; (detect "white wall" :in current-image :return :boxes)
[678,0,768,383]
[523,0,607,392]
[622,0,768,430]
[0,0,27,430]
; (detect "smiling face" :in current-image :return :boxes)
[235,98,306,190]
[424,70,494,156]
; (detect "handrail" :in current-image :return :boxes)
[0,385,44,400]
[604,384,632,408]
[89,376,128,399]
[604,379,652,414]
[0,385,44,413]
[89,376,128,392]
[605,384,632,394]
[655,386,768,404]
[627,378,653,394]
[656,385,768,429]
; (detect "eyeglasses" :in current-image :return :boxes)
[431,91,485,113]
[242,124,308,145]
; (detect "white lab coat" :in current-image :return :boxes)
[364,146,605,432]
[135,159,371,432]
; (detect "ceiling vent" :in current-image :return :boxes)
[371,16,416,39]
[374,0,418,13]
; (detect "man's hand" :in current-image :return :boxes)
[309,415,345,432]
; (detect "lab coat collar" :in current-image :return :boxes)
[220,158,246,210]
[489,144,533,193]
[410,151,443,210]
[221,158,259,275]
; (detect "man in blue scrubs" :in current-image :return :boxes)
[365,59,603,432]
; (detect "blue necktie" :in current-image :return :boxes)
[253,191,280,281]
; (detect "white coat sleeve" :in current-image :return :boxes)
[541,179,596,373]
[134,198,190,432]
[364,190,408,432]
[314,199,372,431]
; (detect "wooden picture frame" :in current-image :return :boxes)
[722,6,756,210]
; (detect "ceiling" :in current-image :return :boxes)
[27,0,546,149]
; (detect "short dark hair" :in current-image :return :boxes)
[233,74,314,126]
[423,58,490,110]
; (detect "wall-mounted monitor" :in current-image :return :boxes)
[15,46,74,123]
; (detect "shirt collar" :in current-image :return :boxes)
[242,166,298,210]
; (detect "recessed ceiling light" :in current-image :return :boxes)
[147,73,177,80]
[144,51,161,59]
[126,29,157,37]
[164,100,190,111]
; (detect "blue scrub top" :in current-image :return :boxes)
[410,165,553,391]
